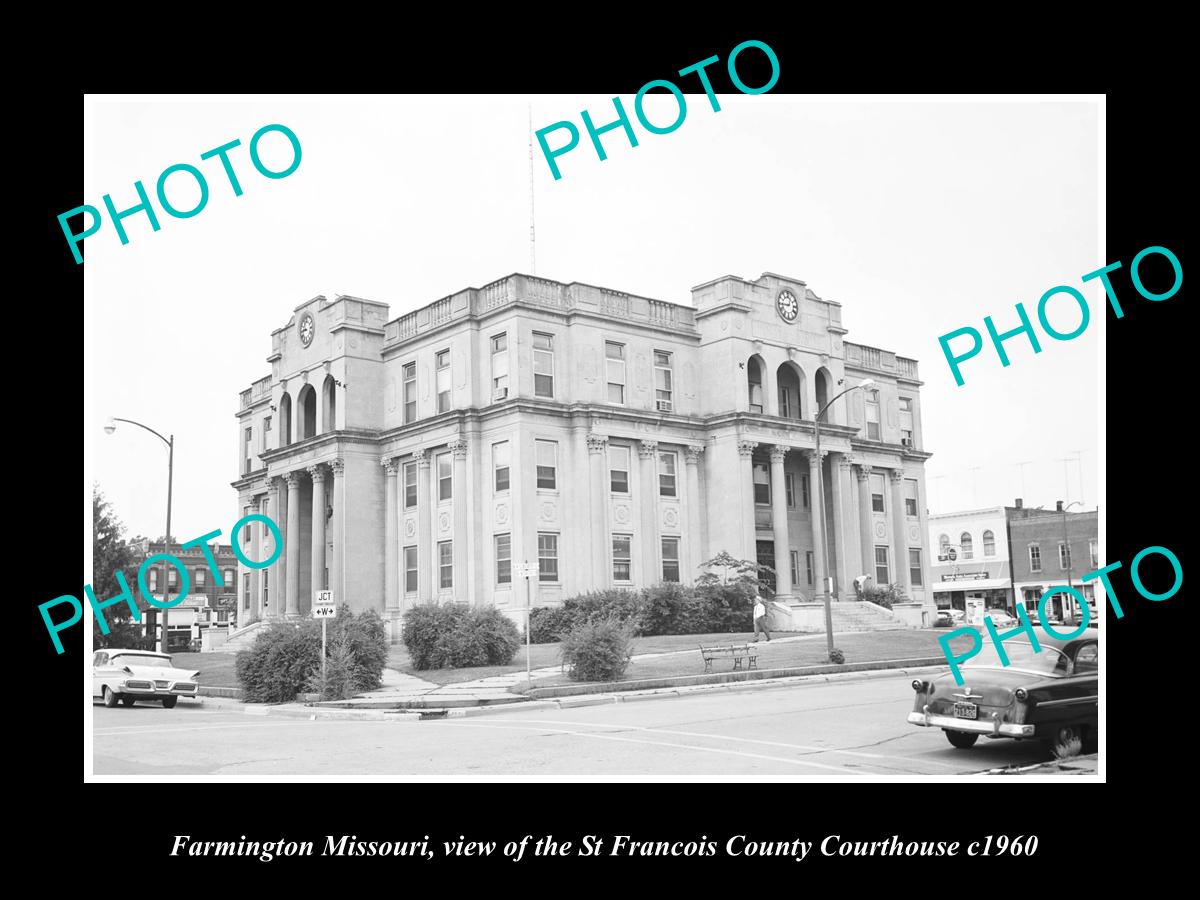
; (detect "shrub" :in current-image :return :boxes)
[560,617,635,682]
[641,582,699,636]
[693,581,756,633]
[528,605,575,643]
[567,589,645,631]
[236,622,322,703]
[402,603,522,669]
[459,607,521,666]
[307,637,358,701]
[328,606,389,692]
[863,583,908,610]
[829,648,845,665]
[401,603,462,669]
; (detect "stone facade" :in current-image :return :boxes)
[233,271,935,639]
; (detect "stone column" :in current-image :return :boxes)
[769,445,792,600]
[587,434,609,586]
[267,476,283,620]
[637,440,659,585]
[248,496,261,621]
[890,468,910,593]
[284,471,301,617]
[857,465,875,585]
[383,458,399,612]
[416,449,433,602]
[834,454,856,599]
[808,451,827,602]
[330,458,346,607]
[309,465,327,603]
[737,440,758,560]
[450,439,469,597]
[684,445,704,577]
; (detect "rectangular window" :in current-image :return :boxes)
[659,451,677,497]
[493,441,510,492]
[661,537,680,583]
[538,532,558,582]
[195,568,206,588]
[169,567,179,589]
[438,541,453,589]
[243,573,250,610]
[779,386,793,419]
[263,570,269,611]
[223,568,234,588]
[865,390,881,441]
[870,473,886,513]
[495,533,512,585]
[904,478,919,517]
[403,362,417,423]
[1090,539,1098,568]
[435,349,451,413]
[243,427,252,475]
[403,546,418,593]
[801,474,810,508]
[609,445,630,494]
[403,462,417,508]
[150,569,159,592]
[491,333,510,400]
[874,545,890,585]
[1059,542,1070,570]
[654,350,673,410]
[748,371,764,413]
[753,462,770,506]
[243,506,252,544]
[536,440,557,489]
[899,397,914,445]
[612,533,632,581]
[262,415,272,452]
[437,452,452,501]
[909,548,923,586]
[1029,544,1042,573]
[790,550,800,586]
[806,550,814,586]
[785,472,796,508]
[605,341,626,404]
[533,332,554,398]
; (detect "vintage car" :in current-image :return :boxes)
[934,609,956,628]
[92,649,200,708]
[983,608,1019,627]
[908,626,1097,757]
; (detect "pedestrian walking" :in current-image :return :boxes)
[753,593,771,642]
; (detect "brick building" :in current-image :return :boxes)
[1006,500,1098,621]
[128,537,239,649]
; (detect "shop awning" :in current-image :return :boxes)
[931,578,1012,592]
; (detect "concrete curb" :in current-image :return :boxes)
[198,686,244,699]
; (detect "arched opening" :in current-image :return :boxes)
[960,532,974,560]
[815,367,833,422]
[322,375,337,433]
[298,384,317,440]
[775,362,805,420]
[747,355,766,414]
[278,393,292,447]
[939,534,950,553]
[982,529,996,557]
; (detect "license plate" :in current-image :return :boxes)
[953,702,978,720]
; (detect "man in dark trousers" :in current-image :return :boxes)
[753,591,771,642]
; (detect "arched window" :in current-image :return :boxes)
[960,532,974,560]
[815,368,832,422]
[983,530,996,557]
[776,363,804,420]
[297,384,317,440]
[278,393,292,447]
[322,375,337,433]
[939,534,950,552]
[747,357,765,413]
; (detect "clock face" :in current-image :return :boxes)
[299,313,315,346]
[776,290,799,323]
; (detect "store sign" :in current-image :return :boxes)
[941,572,990,582]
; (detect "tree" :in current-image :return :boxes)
[92,487,148,649]
[695,551,772,632]
[696,550,775,596]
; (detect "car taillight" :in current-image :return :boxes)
[1014,688,1028,702]
[912,679,926,692]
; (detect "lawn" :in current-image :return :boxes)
[170,651,240,688]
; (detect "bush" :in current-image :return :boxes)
[528,605,576,643]
[863,583,908,610]
[829,648,845,665]
[328,606,389,692]
[641,582,699,635]
[693,581,756,633]
[307,637,357,701]
[566,589,645,631]
[236,622,322,703]
[402,603,522,670]
[560,617,635,682]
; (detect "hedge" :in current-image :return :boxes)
[402,603,521,670]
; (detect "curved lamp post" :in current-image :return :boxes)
[104,417,174,653]
[814,378,874,657]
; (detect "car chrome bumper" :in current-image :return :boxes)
[908,706,1036,737]
[118,684,198,697]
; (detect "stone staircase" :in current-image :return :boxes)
[829,600,909,632]
[214,620,268,653]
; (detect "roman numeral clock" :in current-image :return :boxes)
[776,289,799,323]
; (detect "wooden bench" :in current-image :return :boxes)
[699,643,758,674]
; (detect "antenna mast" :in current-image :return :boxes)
[528,103,536,275]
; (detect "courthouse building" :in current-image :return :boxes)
[233,271,935,638]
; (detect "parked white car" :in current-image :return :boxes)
[92,649,200,709]
[984,608,1019,628]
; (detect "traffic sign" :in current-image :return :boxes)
[513,562,538,578]
[313,590,337,618]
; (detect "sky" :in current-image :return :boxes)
[84,95,1100,545]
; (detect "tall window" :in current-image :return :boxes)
[263,570,269,611]
[983,530,996,557]
[536,440,557,489]
[493,441,510,492]
[785,472,796,508]
[538,532,558,582]
[438,541,453,589]
[435,349,451,413]
[1059,542,1070,570]
[437,452,452,501]
[195,568,206,589]
[789,550,800,586]
[149,569,159,592]
[490,333,509,400]
[605,341,626,404]
[779,385,794,419]
[243,573,250,609]
[533,332,554,398]
[659,451,677,497]
[1090,539,1098,567]
[865,390,881,441]
[874,546,890,585]
[243,427,252,474]
[802,474,810,508]
[753,463,770,506]
[1029,543,1042,573]
[262,415,272,452]
[654,350,673,410]
[495,533,512,585]
[899,397,914,444]
[960,532,974,560]
[904,479,919,517]
[243,506,252,545]
[403,462,417,508]
[403,362,417,423]
[661,537,680,583]
[805,550,814,586]
[870,473,886,513]
[612,534,632,581]
[748,363,764,413]
[168,567,178,589]
[939,534,950,553]
[909,548,923,586]
[609,445,630,493]
[403,547,418,593]
[223,568,234,587]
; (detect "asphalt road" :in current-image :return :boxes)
[92,674,1061,778]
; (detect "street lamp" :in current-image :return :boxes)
[814,378,875,658]
[1060,500,1083,625]
[104,417,175,653]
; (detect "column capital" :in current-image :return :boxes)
[807,449,827,467]
[685,444,705,465]
[330,458,345,477]
[382,458,400,477]
[415,448,431,468]
[308,463,326,484]
[248,495,262,511]
[736,440,758,458]
[836,454,855,473]
[586,433,609,454]
[769,444,789,463]
[449,438,469,459]
[856,464,874,482]
[637,439,659,459]
[283,471,302,488]
[888,467,906,483]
